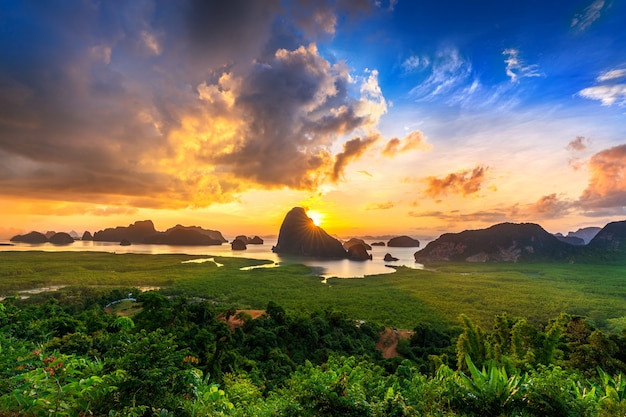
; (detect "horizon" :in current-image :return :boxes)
[2,1,626,241]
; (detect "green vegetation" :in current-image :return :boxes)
[2,251,626,415]
[1,286,626,416]
[2,251,626,329]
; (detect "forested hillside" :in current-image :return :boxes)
[1,287,626,416]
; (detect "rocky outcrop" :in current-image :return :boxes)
[383,253,399,262]
[93,220,157,243]
[388,236,420,247]
[371,242,385,246]
[347,243,372,261]
[44,231,56,239]
[249,236,264,244]
[120,239,131,246]
[234,235,264,245]
[49,232,74,245]
[343,238,372,251]
[82,231,93,241]
[231,238,247,250]
[272,207,348,258]
[414,223,576,263]
[10,231,49,244]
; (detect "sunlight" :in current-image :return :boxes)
[306,209,325,226]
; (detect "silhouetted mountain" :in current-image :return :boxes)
[92,221,226,246]
[414,222,576,263]
[272,207,348,258]
[82,231,93,241]
[343,238,372,251]
[144,228,223,246]
[554,233,585,246]
[587,221,626,252]
[166,225,226,243]
[388,236,420,247]
[347,243,372,261]
[93,220,157,243]
[49,232,74,245]
[234,235,264,245]
[10,231,48,244]
[231,238,247,250]
[567,227,602,244]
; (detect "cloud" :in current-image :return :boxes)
[567,136,590,152]
[567,136,591,170]
[502,49,542,83]
[382,130,430,157]
[401,55,430,73]
[579,66,626,106]
[365,201,395,210]
[408,209,510,226]
[0,1,391,209]
[515,194,573,219]
[423,165,489,198]
[571,0,606,32]
[409,47,472,100]
[332,134,380,181]
[579,144,626,210]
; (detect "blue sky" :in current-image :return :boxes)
[0,0,625,238]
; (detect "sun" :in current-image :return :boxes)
[306,209,325,226]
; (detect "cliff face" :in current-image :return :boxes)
[272,207,347,258]
[414,222,576,263]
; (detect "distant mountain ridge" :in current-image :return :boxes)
[92,220,227,246]
[415,221,626,263]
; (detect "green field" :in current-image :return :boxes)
[2,250,626,329]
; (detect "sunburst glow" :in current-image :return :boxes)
[306,210,325,226]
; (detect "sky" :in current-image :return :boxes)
[1,0,626,240]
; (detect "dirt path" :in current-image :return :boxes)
[224,309,266,331]
[376,327,414,358]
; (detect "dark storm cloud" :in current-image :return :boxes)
[0,0,393,208]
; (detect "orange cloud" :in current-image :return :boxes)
[517,194,572,219]
[365,201,395,210]
[331,135,380,181]
[423,165,488,198]
[579,144,626,210]
[382,130,430,157]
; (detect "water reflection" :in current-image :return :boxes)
[1,239,425,278]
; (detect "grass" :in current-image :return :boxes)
[2,251,626,330]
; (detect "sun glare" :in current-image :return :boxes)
[307,210,325,226]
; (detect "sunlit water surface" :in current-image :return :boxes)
[0,239,426,278]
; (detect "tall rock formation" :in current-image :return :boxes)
[272,207,348,258]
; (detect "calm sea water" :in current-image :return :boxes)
[0,239,425,278]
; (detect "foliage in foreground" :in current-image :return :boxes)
[1,287,626,416]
